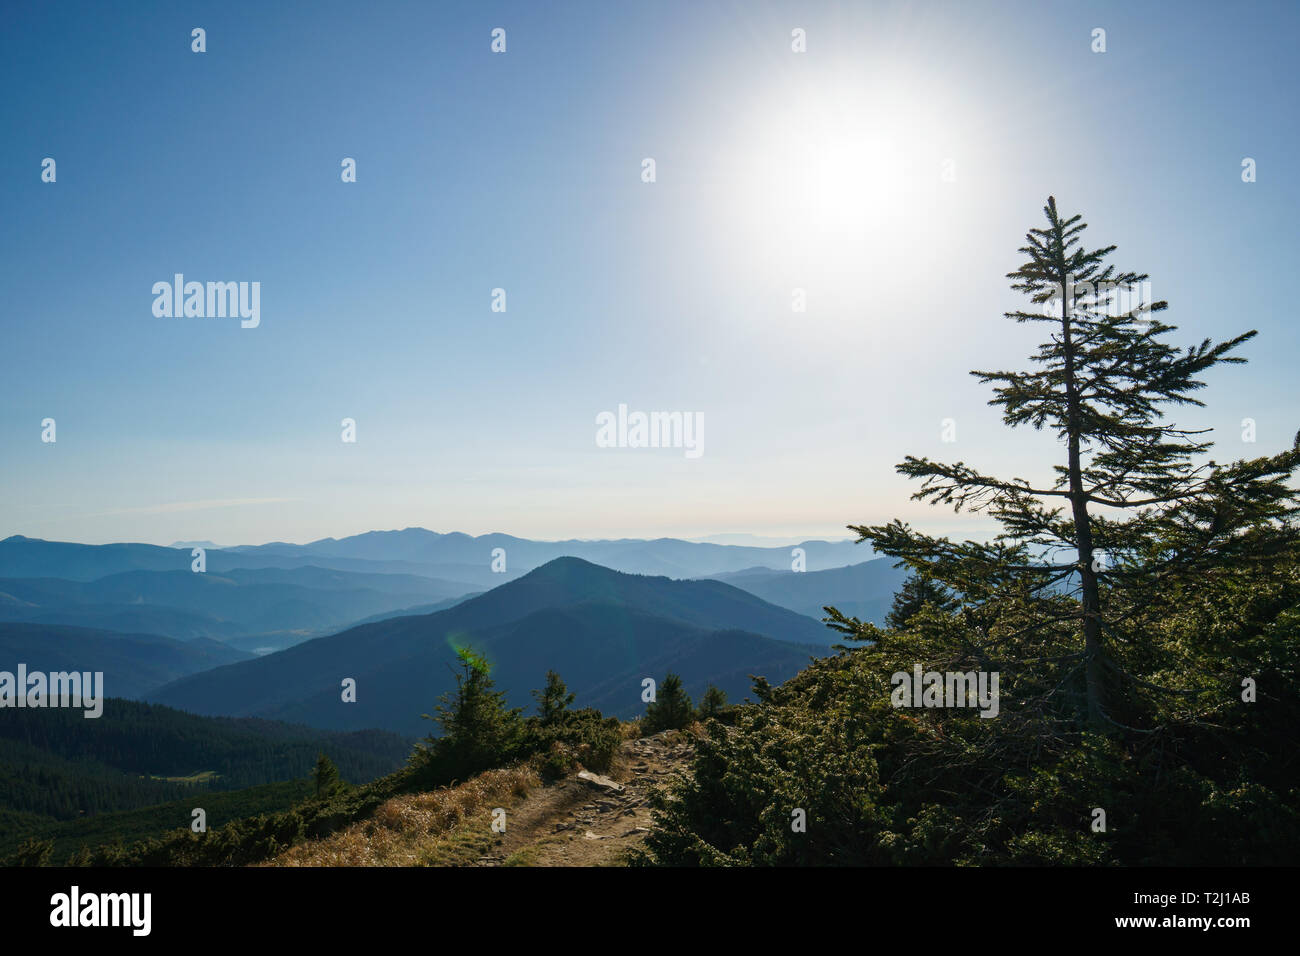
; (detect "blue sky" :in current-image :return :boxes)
[2,0,1297,546]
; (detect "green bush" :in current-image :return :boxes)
[636,569,1300,866]
[520,708,623,779]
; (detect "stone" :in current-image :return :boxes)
[577,770,624,793]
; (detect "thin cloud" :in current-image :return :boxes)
[84,498,298,518]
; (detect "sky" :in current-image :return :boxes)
[1,0,1297,546]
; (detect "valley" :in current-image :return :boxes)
[0,528,893,862]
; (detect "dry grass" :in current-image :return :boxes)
[261,765,540,867]
[658,726,699,745]
[500,841,553,867]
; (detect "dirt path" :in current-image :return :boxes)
[473,732,693,867]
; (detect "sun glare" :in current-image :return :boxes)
[714,65,965,280]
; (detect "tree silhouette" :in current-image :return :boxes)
[841,196,1299,729]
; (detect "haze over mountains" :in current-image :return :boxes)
[0,566,472,653]
[0,529,883,648]
[0,622,250,699]
[0,529,904,736]
[205,528,868,581]
[703,560,907,623]
[0,528,870,582]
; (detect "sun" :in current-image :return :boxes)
[710,64,963,280]
[763,115,906,238]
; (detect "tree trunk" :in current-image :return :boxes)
[1059,275,1107,727]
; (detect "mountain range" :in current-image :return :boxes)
[0,531,906,738]
[147,557,834,735]
[0,531,884,654]
[0,529,868,584]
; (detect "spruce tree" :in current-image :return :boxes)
[420,646,522,777]
[533,670,575,723]
[311,753,342,799]
[642,197,1300,866]
[698,684,728,720]
[884,572,959,629]
[839,196,1299,730]
[643,673,695,733]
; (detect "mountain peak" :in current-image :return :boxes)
[529,555,613,574]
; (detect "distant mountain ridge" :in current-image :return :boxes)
[701,558,907,624]
[0,532,873,658]
[0,565,476,653]
[0,529,867,586]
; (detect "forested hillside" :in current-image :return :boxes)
[0,698,410,852]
